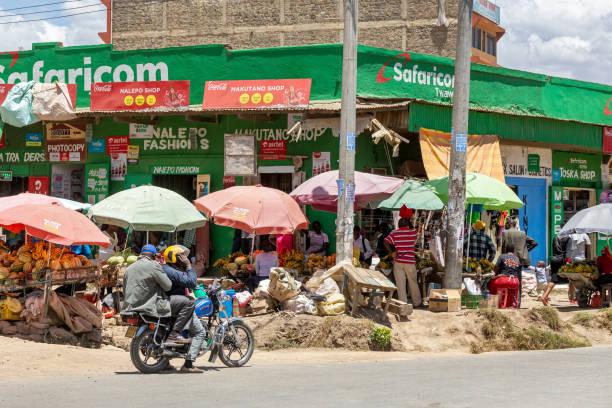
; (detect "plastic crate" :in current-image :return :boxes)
[461,294,482,309]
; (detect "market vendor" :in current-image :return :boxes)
[463,220,496,261]
[488,242,521,308]
[384,217,421,307]
[595,246,612,287]
[353,225,374,266]
[305,221,329,256]
[249,240,278,293]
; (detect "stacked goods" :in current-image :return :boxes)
[213,252,254,276]
[416,257,436,271]
[278,249,304,273]
[0,242,94,285]
[325,254,336,268]
[559,261,599,280]
[377,254,394,272]
[306,254,326,271]
[462,258,494,274]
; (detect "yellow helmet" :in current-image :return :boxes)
[163,245,189,264]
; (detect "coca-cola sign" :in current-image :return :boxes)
[90,80,190,111]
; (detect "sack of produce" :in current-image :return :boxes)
[317,293,346,316]
[267,267,300,302]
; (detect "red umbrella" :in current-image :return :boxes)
[0,192,62,212]
[0,204,110,247]
[290,170,403,212]
[194,185,308,235]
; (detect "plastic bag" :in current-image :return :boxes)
[256,279,270,296]
[268,268,301,302]
[0,81,39,127]
[31,82,76,121]
[463,278,481,295]
[314,278,340,297]
[317,293,346,316]
[235,290,253,307]
[281,294,317,314]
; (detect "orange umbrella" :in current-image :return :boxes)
[0,204,111,247]
[0,192,62,212]
[194,185,308,235]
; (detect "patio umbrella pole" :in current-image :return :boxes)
[466,204,473,272]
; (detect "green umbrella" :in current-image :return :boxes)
[89,185,206,232]
[425,172,523,210]
[377,179,444,211]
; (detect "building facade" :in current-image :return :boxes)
[0,41,609,263]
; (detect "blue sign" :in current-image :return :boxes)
[88,138,106,153]
[552,169,561,184]
[345,182,355,203]
[25,132,42,147]
[455,133,467,152]
[346,132,356,151]
[474,0,501,25]
[336,178,345,196]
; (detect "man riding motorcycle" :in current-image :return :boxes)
[163,245,206,374]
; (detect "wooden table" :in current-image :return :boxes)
[342,266,396,316]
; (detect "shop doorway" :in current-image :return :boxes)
[563,188,597,258]
[506,176,548,264]
[0,177,27,197]
[259,173,293,193]
[152,175,196,198]
[51,164,84,201]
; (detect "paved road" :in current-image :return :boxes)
[2,346,610,407]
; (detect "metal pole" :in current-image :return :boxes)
[335,0,358,263]
[444,0,473,289]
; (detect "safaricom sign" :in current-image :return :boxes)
[0,57,169,92]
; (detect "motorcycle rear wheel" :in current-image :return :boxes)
[218,320,254,368]
[130,329,169,374]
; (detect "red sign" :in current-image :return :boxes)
[604,127,612,154]
[260,140,287,160]
[0,84,77,106]
[107,136,129,154]
[46,140,87,162]
[90,80,190,111]
[28,177,50,195]
[223,176,236,189]
[203,79,311,110]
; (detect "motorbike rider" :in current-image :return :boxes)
[163,245,206,374]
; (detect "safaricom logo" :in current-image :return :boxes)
[376,52,455,99]
[605,97,612,116]
[0,57,169,92]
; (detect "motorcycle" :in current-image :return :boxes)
[122,280,255,374]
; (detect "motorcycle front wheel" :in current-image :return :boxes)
[130,328,169,374]
[218,320,255,367]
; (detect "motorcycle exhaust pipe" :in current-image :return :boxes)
[208,345,218,363]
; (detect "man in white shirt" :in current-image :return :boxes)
[249,241,278,292]
[566,233,591,261]
[353,225,374,266]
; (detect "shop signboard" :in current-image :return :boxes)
[107,136,129,154]
[0,150,45,163]
[203,79,311,110]
[224,134,256,176]
[127,145,140,164]
[129,123,154,139]
[46,123,86,140]
[473,0,501,25]
[223,176,236,189]
[552,151,601,188]
[312,151,331,176]
[25,132,43,147]
[85,163,109,204]
[260,140,286,160]
[110,153,127,181]
[151,165,200,175]
[0,170,12,182]
[28,176,50,195]
[90,80,190,111]
[196,174,211,198]
[604,127,612,154]
[88,138,106,153]
[550,186,564,249]
[46,140,86,162]
[500,145,551,178]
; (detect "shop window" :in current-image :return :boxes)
[472,26,497,57]
[485,33,497,56]
[472,27,482,49]
[563,190,590,223]
[0,177,27,197]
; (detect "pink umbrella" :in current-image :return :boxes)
[194,185,309,235]
[0,204,111,247]
[290,170,403,212]
[0,193,62,212]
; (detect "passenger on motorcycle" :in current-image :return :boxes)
[163,245,206,373]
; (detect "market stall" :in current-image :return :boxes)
[0,203,111,343]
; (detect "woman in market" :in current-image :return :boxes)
[488,242,521,308]
[595,245,612,288]
[249,241,278,293]
[375,222,391,258]
[305,221,329,256]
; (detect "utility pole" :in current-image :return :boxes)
[444,0,473,288]
[336,0,358,263]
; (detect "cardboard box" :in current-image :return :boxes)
[428,289,461,313]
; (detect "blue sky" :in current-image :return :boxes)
[0,0,610,86]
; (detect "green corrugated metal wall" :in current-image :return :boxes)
[408,103,602,150]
